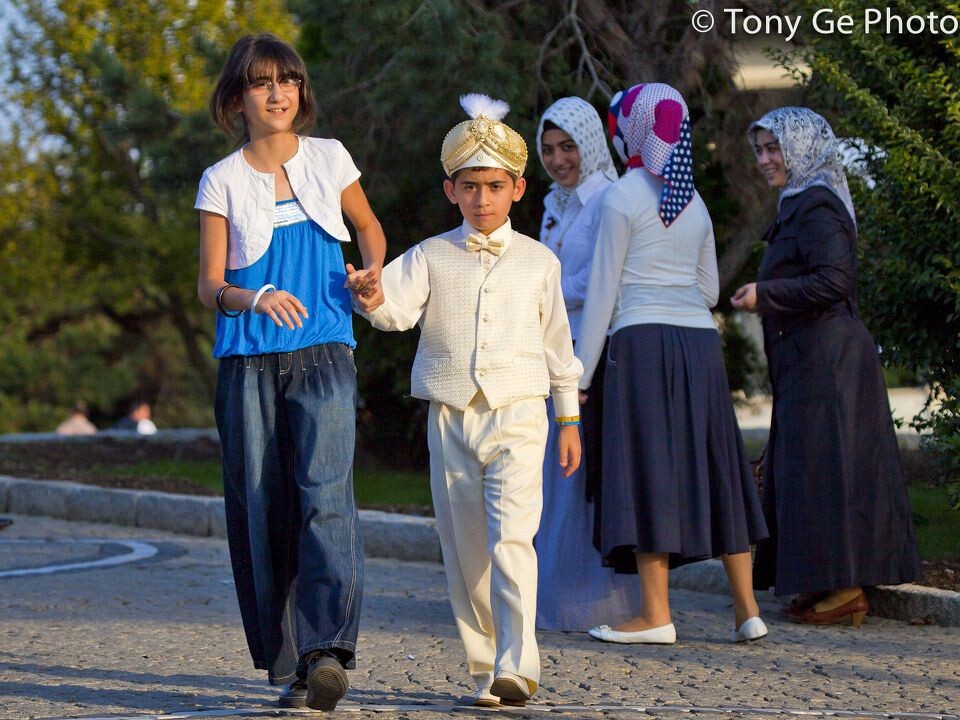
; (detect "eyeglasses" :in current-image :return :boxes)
[245,78,303,96]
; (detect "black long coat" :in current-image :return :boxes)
[751,187,920,595]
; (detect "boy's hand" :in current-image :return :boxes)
[557,424,582,478]
[345,263,384,312]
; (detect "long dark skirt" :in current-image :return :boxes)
[580,338,607,549]
[599,323,768,573]
[752,314,920,595]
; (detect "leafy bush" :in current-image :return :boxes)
[783,0,960,494]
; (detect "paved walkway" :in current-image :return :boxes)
[1,514,958,720]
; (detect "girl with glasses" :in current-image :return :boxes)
[195,33,385,711]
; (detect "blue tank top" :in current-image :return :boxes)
[212,199,356,358]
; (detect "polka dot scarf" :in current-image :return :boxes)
[608,83,694,227]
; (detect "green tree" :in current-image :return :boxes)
[786,0,960,489]
[0,0,297,430]
[292,0,779,461]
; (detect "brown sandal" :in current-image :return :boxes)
[788,592,869,626]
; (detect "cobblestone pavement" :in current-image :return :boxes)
[1,514,958,720]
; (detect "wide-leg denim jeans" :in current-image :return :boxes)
[215,342,364,685]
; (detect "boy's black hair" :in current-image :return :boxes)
[450,166,519,184]
[210,34,317,141]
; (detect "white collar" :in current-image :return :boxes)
[574,171,611,203]
[544,171,610,216]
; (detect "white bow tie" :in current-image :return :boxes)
[465,233,505,256]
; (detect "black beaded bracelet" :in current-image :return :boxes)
[216,284,246,318]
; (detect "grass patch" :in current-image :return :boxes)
[353,466,431,509]
[94,459,223,492]
[908,484,960,562]
[96,458,433,512]
[743,438,766,460]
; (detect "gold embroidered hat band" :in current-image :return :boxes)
[441,93,528,178]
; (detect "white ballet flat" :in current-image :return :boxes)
[462,687,501,707]
[490,670,535,701]
[587,622,676,644]
[733,616,768,642]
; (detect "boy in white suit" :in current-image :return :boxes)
[348,94,583,707]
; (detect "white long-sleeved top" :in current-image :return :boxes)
[576,169,720,389]
[539,171,613,340]
[361,219,583,417]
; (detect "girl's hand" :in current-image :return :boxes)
[731,282,759,313]
[558,424,582,478]
[345,263,385,312]
[255,289,309,329]
[578,390,589,405]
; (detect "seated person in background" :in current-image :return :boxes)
[56,401,97,436]
[112,401,157,435]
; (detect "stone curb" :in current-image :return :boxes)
[0,475,441,563]
[669,558,960,627]
[0,428,220,444]
[1,475,954,626]
[0,427,923,448]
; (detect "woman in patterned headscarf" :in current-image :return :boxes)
[533,97,640,632]
[578,83,768,645]
[732,107,919,625]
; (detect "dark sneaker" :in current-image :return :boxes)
[277,679,308,709]
[305,654,349,711]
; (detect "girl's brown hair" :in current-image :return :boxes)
[210,34,318,141]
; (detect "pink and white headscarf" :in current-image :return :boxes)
[608,83,694,226]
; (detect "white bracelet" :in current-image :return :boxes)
[250,284,276,312]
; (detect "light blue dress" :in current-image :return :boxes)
[534,174,641,632]
[536,399,642,631]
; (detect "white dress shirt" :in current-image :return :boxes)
[577,169,720,389]
[539,171,613,340]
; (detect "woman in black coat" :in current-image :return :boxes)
[731,107,920,626]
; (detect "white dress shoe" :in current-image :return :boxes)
[587,622,676,644]
[733,616,768,642]
[461,687,501,707]
[490,670,534,701]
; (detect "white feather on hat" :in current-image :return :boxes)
[460,93,510,121]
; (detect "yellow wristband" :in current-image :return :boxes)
[555,415,581,425]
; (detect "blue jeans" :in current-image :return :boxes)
[215,342,364,685]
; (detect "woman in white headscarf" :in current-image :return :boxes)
[732,107,919,625]
[533,96,641,632]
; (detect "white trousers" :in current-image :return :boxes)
[427,393,548,692]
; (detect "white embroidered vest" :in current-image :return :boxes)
[411,230,557,410]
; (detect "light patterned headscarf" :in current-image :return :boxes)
[536,97,619,189]
[749,106,856,226]
[608,83,694,227]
